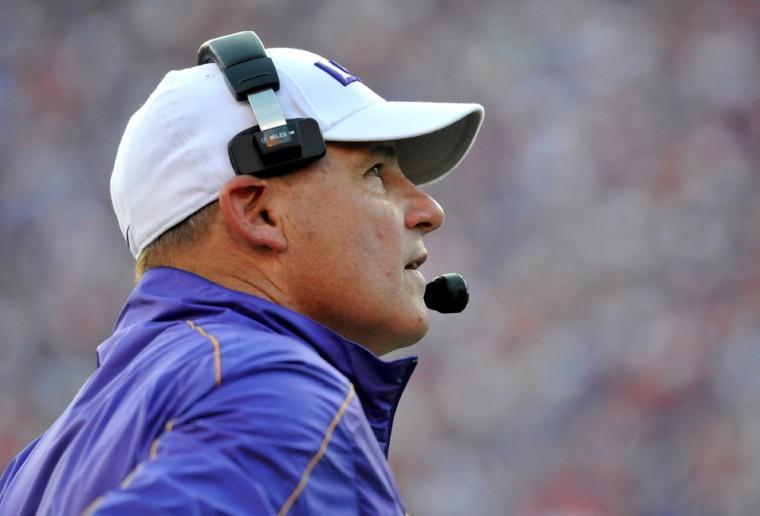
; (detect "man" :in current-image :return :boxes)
[0,32,482,514]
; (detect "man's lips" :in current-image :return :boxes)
[405,252,428,271]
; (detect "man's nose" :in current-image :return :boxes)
[405,186,445,234]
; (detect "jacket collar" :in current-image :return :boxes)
[103,267,418,455]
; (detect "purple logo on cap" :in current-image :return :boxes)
[315,60,361,87]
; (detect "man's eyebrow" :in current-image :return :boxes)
[367,142,397,159]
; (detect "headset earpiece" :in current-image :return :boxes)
[197,31,326,178]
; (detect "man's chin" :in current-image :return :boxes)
[373,311,429,356]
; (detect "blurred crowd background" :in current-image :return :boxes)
[1,0,759,514]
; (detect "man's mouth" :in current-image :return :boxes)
[405,253,428,271]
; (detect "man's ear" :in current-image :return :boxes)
[219,175,287,253]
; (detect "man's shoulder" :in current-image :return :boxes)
[160,317,361,435]
[151,316,346,389]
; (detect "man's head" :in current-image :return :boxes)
[112,37,483,355]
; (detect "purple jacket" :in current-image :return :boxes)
[0,268,417,514]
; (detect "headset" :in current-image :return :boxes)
[197,31,326,178]
[197,31,469,314]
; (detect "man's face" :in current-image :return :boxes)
[274,142,445,355]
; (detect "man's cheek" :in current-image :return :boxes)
[371,210,401,246]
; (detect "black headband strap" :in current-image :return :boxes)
[198,31,286,131]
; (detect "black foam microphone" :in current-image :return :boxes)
[424,273,469,313]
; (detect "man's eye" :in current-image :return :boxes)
[366,163,383,178]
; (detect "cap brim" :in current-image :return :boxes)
[322,101,484,185]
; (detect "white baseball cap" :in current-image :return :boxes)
[111,47,484,258]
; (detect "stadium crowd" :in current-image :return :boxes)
[1,0,759,514]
